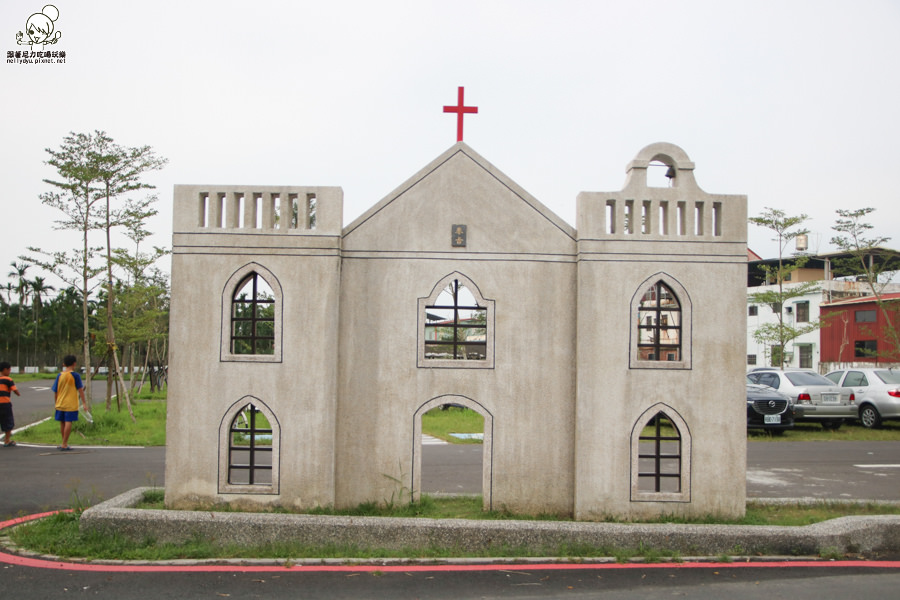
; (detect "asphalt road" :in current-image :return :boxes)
[421,439,900,500]
[1,562,899,600]
[2,377,900,516]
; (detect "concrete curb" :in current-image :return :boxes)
[78,488,900,557]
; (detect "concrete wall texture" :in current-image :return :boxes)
[165,142,748,520]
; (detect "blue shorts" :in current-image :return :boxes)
[55,410,79,422]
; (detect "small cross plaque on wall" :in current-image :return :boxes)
[452,224,467,247]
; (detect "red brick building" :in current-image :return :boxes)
[820,293,900,368]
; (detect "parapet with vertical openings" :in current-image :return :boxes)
[173,185,343,236]
[576,142,746,247]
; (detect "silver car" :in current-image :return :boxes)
[825,368,900,429]
[746,369,855,429]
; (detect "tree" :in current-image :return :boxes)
[29,276,55,367]
[831,207,900,362]
[29,131,167,413]
[29,131,109,406]
[748,208,821,368]
[7,261,30,367]
[90,133,167,420]
[111,203,170,394]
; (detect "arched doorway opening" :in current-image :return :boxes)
[412,395,493,510]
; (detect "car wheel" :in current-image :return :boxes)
[820,420,842,430]
[859,405,882,429]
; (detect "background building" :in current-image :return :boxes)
[747,252,900,371]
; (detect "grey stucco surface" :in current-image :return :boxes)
[165,142,749,520]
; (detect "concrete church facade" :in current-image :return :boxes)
[165,142,748,520]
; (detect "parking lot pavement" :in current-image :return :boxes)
[746,440,900,501]
[0,443,165,520]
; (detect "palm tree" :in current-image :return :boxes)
[30,276,55,366]
[8,261,31,367]
[8,262,30,306]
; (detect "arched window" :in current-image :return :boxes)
[220,263,282,363]
[637,281,681,361]
[218,398,280,494]
[418,273,494,369]
[630,274,691,370]
[630,404,691,502]
[231,273,275,355]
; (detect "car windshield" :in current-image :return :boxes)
[875,370,900,384]
[784,371,833,386]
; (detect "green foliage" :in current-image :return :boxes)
[141,488,165,507]
[13,131,170,413]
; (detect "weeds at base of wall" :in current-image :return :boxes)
[818,546,844,560]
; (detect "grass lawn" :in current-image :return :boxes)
[10,491,900,562]
[15,388,167,447]
[134,490,900,526]
[421,406,484,443]
[749,420,900,441]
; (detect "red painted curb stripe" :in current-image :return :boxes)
[3,512,900,573]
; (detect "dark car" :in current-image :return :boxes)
[746,377,794,432]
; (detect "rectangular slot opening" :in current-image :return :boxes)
[216,193,226,228]
[713,202,722,237]
[307,194,317,230]
[676,201,686,235]
[606,200,616,234]
[272,194,282,229]
[658,201,669,235]
[290,194,299,229]
[695,201,704,236]
[199,193,208,228]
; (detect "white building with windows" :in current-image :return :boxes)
[165,142,748,520]
[746,257,900,372]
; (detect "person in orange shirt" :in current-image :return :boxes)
[51,355,87,451]
[0,361,21,447]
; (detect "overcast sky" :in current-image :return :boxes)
[3,1,899,294]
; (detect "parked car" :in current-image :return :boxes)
[746,368,855,429]
[824,368,900,429]
[746,377,794,432]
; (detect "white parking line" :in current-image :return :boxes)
[854,464,900,468]
[12,416,52,434]
[422,434,448,445]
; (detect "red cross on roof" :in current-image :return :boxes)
[443,86,478,142]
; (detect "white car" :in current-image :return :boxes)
[825,368,900,429]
